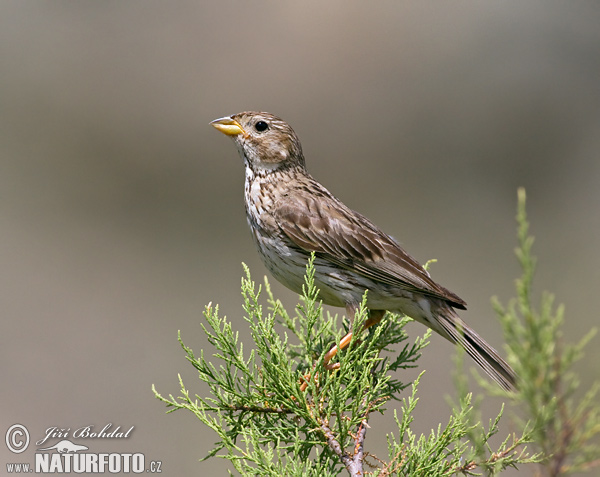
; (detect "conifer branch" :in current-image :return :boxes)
[153,188,600,475]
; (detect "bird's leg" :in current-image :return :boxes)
[299,308,385,392]
[323,308,385,370]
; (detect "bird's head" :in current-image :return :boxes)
[211,112,306,174]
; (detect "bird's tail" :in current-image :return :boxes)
[435,310,517,391]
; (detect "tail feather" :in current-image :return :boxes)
[436,312,517,391]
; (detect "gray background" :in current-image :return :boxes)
[2,2,599,475]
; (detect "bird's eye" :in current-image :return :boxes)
[255,120,269,132]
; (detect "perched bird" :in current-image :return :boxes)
[211,111,516,391]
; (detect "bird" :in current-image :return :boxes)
[210,111,517,391]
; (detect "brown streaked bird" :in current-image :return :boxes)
[211,111,517,391]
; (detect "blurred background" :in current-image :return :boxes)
[1,2,599,475]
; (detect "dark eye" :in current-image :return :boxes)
[255,120,269,132]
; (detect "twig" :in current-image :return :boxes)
[227,404,294,414]
[318,416,369,476]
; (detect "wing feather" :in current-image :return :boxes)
[273,184,466,309]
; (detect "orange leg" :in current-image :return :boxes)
[299,309,385,391]
[323,309,385,369]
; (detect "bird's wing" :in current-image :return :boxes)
[273,184,467,309]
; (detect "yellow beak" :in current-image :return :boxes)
[210,116,246,136]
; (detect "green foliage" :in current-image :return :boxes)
[386,382,535,476]
[153,257,430,475]
[153,257,532,475]
[153,188,600,475]
[484,188,600,476]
